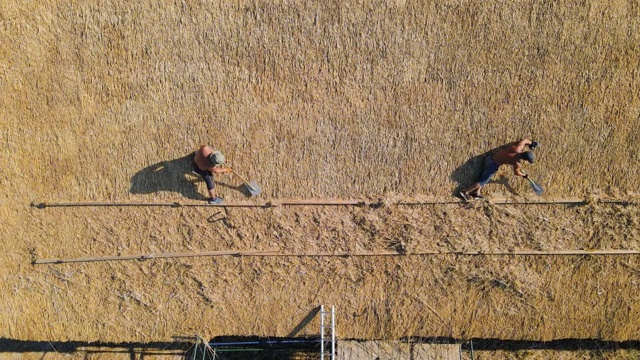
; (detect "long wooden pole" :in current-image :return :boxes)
[31,198,638,208]
[34,249,640,265]
[277,250,640,256]
[34,249,280,264]
[30,200,366,208]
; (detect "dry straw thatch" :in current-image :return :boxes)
[1,0,640,357]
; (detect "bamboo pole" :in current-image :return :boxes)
[30,198,638,209]
[34,249,640,265]
[280,199,366,206]
[276,250,640,256]
[34,249,280,264]
[30,201,266,208]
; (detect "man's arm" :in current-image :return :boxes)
[514,138,532,153]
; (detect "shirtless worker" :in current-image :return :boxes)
[460,138,539,201]
[192,145,232,204]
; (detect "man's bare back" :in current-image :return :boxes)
[194,145,217,172]
[494,143,524,166]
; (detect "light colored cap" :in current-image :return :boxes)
[208,151,225,166]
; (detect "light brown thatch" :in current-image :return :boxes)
[1,0,640,357]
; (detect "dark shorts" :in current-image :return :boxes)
[192,153,215,190]
[479,156,499,186]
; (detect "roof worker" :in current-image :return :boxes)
[192,145,232,204]
[460,138,539,201]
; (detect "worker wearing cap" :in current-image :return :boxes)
[193,145,232,204]
[460,138,539,201]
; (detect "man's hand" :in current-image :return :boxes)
[211,166,232,174]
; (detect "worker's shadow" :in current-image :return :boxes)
[286,306,321,337]
[129,154,243,200]
[451,146,518,196]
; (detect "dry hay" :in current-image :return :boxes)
[1,0,640,358]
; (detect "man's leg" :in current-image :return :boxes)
[461,183,481,201]
[461,156,496,200]
[471,157,498,198]
[192,163,221,202]
[202,172,222,203]
[193,166,221,203]
[207,187,217,199]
